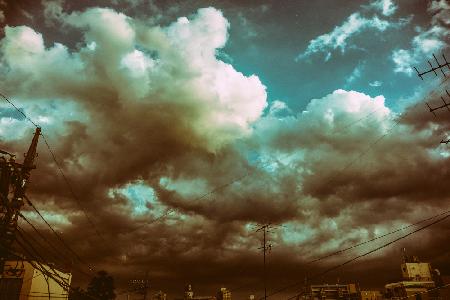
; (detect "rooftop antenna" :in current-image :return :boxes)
[415,53,450,145]
[414,53,450,80]
[425,90,450,116]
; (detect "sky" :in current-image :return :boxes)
[0,0,449,299]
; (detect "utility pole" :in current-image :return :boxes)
[256,224,272,300]
[0,127,41,274]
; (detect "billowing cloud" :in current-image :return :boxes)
[0,3,449,298]
[392,0,450,75]
[0,4,269,286]
[1,7,267,150]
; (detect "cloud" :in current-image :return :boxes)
[42,0,65,26]
[296,0,410,61]
[429,0,450,14]
[371,0,397,16]
[369,80,383,87]
[345,62,364,86]
[297,13,391,61]
[1,3,449,296]
[1,7,267,150]
[392,0,450,75]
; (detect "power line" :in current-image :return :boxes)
[15,228,72,284]
[265,213,450,300]
[18,212,92,278]
[228,209,450,296]
[306,209,450,264]
[0,92,40,128]
[6,235,101,300]
[332,106,386,134]
[14,234,75,300]
[25,195,95,272]
[40,136,108,246]
[124,159,275,234]
[0,91,108,249]
[0,240,89,299]
[183,78,450,297]
[308,75,449,198]
[18,215,72,267]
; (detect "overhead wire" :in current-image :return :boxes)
[0,92,40,128]
[137,76,450,229]
[17,217,70,267]
[2,71,449,297]
[0,92,111,296]
[6,234,101,300]
[226,208,450,296]
[124,158,277,234]
[0,93,132,299]
[0,239,90,299]
[24,195,95,271]
[267,213,450,300]
[223,78,450,296]
[2,79,447,235]
[40,135,109,247]
[306,208,450,264]
[309,75,449,198]
[15,227,71,284]
[0,91,107,262]
[109,74,450,294]
[18,212,92,278]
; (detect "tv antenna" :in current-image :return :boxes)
[414,53,450,80]
[425,90,450,116]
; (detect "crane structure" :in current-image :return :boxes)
[0,127,41,274]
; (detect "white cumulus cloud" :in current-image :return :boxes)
[0,7,268,151]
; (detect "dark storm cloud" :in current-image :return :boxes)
[0,1,449,299]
